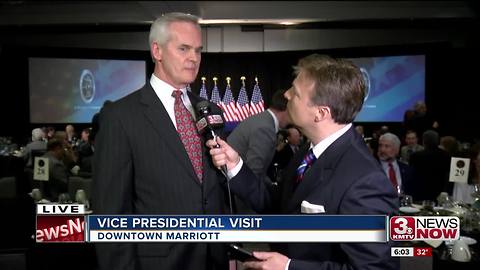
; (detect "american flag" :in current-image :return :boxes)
[199,80,208,100]
[210,83,221,104]
[236,84,250,121]
[250,81,265,115]
[222,84,239,122]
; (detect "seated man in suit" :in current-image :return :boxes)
[42,139,69,201]
[208,54,398,270]
[377,132,414,196]
[22,128,47,167]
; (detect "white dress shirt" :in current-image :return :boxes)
[380,159,403,190]
[150,74,196,129]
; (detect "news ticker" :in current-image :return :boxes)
[36,204,461,243]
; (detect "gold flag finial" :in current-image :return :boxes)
[201,77,206,83]
[255,77,259,84]
[213,77,218,86]
[240,76,246,87]
[226,77,231,86]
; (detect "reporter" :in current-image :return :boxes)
[208,54,398,270]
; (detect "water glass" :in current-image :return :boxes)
[75,189,87,204]
[58,193,70,204]
[401,195,413,207]
[422,200,435,211]
[31,188,42,202]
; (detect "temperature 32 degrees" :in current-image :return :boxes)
[391,247,432,257]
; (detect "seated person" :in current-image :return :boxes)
[399,130,423,164]
[42,139,69,201]
[22,128,47,167]
[453,143,480,204]
[76,128,93,174]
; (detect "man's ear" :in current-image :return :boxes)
[314,106,331,122]
[151,42,162,61]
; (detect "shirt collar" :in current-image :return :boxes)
[150,74,188,100]
[381,159,398,168]
[311,123,352,159]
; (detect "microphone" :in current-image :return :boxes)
[195,100,225,141]
[195,101,227,172]
[195,101,233,214]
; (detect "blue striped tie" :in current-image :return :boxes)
[295,149,316,183]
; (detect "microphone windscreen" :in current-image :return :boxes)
[195,101,211,117]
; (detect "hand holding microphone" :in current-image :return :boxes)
[195,101,240,174]
[206,137,240,172]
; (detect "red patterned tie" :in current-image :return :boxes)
[172,90,203,182]
[388,162,398,189]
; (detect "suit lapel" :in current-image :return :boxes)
[285,127,356,213]
[140,84,199,184]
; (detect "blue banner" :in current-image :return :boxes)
[88,215,386,231]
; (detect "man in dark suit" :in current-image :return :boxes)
[208,54,398,269]
[409,130,451,201]
[271,126,302,171]
[93,13,228,270]
[377,132,414,196]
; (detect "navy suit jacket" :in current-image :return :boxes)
[229,127,399,270]
[93,83,229,270]
[397,160,415,196]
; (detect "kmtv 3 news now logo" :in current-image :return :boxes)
[390,216,460,241]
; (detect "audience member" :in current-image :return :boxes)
[400,130,424,164]
[377,132,414,196]
[409,101,439,137]
[228,89,290,185]
[65,124,78,147]
[452,143,480,204]
[46,126,55,141]
[270,126,302,172]
[409,130,451,201]
[76,128,94,173]
[439,135,460,156]
[227,89,290,214]
[22,128,47,167]
[354,124,365,138]
[42,139,69,201]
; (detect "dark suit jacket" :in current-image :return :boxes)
[229,127,399,270]
[397,161,415,196]
[409,147,451,201]
[377,159,414,196]
[272,143,295,170]
[93,83,229,270]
